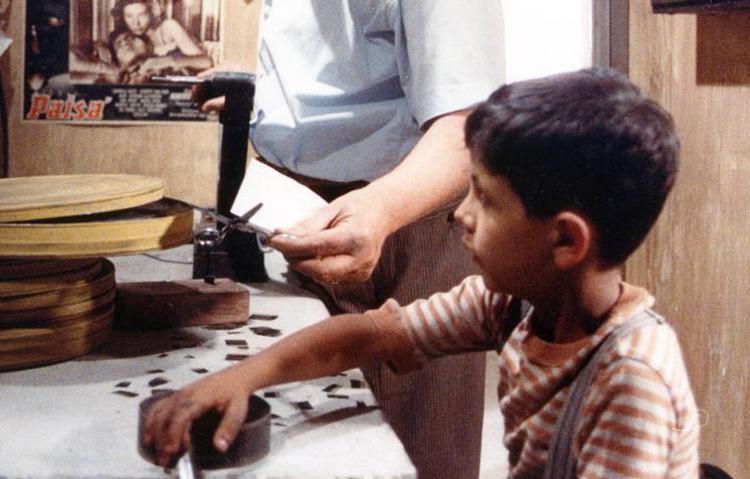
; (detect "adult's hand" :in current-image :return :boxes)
[192,62,248,112]
[268,110,473,285]
[268,189,394,285]
[142,367,254,467]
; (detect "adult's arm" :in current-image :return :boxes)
[269,110,471,284]
[268,0,503,284]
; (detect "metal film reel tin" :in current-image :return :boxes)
[138,393,271,470]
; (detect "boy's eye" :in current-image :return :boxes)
[470,175,490,206]
[475,188,489,206]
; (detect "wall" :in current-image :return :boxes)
[2,0,261,206]
[627,3,750,477]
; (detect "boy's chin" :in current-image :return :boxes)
[481,273,525,298]
[480,273,503,293]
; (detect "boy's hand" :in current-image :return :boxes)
[142,368,253,467]
[268,190,393,285]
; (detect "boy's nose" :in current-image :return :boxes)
[452,200,473,232]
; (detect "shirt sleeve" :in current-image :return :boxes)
[399,0,505,126]
[367,275,513,373]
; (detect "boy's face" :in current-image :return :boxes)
[454,154,555,296]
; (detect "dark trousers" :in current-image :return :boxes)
[284,173,485,479]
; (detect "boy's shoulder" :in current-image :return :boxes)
[608,308,675,361]
[598,308,691,398]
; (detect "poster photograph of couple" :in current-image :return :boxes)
[25,0,222,121]
[69,0,219,84]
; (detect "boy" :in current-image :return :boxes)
[144,68,700,478]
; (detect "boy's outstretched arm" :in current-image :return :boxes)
[142,312,386,467]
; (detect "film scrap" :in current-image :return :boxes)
[112,390,139,398]
[202,323,246,331]
[250,326,282,338]
[148,377,169,387]
[225,353,250,361]
[249,314,278,321]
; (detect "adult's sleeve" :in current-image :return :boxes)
[400,0,505,126]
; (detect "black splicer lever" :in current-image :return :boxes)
[156,72,267,282]
[197,71,267,282]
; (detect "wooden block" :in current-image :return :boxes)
[115,278,250,330]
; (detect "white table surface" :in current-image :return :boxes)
[0,245,416,478]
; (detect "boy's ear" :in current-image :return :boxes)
[551,211,592,270]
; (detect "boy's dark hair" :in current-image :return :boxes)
[465,67,679,265]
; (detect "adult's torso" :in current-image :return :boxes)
[249,0,505,182]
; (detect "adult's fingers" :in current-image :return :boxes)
[196,67,216,79]
[192,61,248,108]
[213,398,249,453]
[271,227,359,260]
[288,252,373,284]
[200,96,226,112]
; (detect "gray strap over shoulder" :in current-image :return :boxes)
[543,310,662,479]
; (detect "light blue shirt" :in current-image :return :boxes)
[250,0,505,182]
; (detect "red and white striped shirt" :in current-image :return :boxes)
[368,276,700,478]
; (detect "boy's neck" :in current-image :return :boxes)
[532,267,623,344]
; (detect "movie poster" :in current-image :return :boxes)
[24,0,222,122]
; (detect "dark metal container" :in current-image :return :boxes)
[138,393,271,469]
